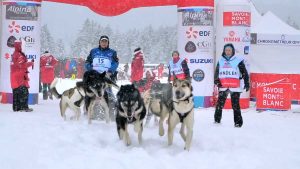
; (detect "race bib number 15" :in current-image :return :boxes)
[92,58,111,72]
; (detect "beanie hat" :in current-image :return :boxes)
[7,36,17,48]
[134,47,143,55]
[99,35,109,42]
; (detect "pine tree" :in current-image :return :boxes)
[55,39,65,59]
[71,19,99,57]
[40,24,56,54]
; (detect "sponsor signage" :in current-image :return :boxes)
[6,4,38,21]
[250,73,300,102]
[190,58,213,64]
[251,33,300,46]
[256,83,291,111]
[224,30,241,42]
[192,69,205,82]
[223,12,251,27]
[180,8,214,26]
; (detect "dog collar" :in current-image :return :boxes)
[173,94,193,104]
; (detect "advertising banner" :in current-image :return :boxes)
[250,73,300,103]
[0,0,41,104]
[177,7,214,107]
[251,33,300,46]
[256,83,291,111]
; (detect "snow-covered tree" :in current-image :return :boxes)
[70,19,177,64]
[40,24,56,54]
[55,39,65,59]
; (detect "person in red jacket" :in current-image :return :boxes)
[40,51,58,100]
[10,41,34,112]
[157,63,164,79]
[77,57,85,79]
[130,47,144,84]
[136,69,156,93]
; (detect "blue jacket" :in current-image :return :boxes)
[85,47,119,73]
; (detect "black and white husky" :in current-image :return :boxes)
[116,84,146,146]
[168,77,194,151]
[82,70,118,124]
[50,78,86,121]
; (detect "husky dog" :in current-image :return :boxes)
[82,70,118,124]
[116,84,146,146]
[50,78,86,121]
[168,76,194,151]
[146,81,173,136]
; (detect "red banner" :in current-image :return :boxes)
[45,0,214,16]
[256,83,291,111]
[250,73,300,103]
[223,12,251,26]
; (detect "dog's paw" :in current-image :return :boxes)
[159,128,165,136]
[125,138,131,146]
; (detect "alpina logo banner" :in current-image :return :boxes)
[6,4,38,20]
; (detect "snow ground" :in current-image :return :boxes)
[0,79,300,169]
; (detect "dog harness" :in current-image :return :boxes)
[173,94,193,123]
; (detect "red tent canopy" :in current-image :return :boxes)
[45,0,214,16]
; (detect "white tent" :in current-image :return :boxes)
[249,11,300,73]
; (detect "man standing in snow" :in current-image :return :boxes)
[214,43,249,128]
[40,51,58,100]
[85,35,119,120]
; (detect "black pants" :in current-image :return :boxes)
[42,83,51,100]
[13,86,29,111]
[214,89,243,126]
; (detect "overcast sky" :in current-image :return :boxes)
[41,0,300,50]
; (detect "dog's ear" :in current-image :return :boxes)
[117,91,121,101]
[120,85,124,91]
[100,71,106,78]
[131,84,136,89]
[104,76,119,89]
[76,81,84,88]
[132,88,139,98]
[186,76,192,83]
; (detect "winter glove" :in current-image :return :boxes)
[244,83,250,92]
[214,79,222,88]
